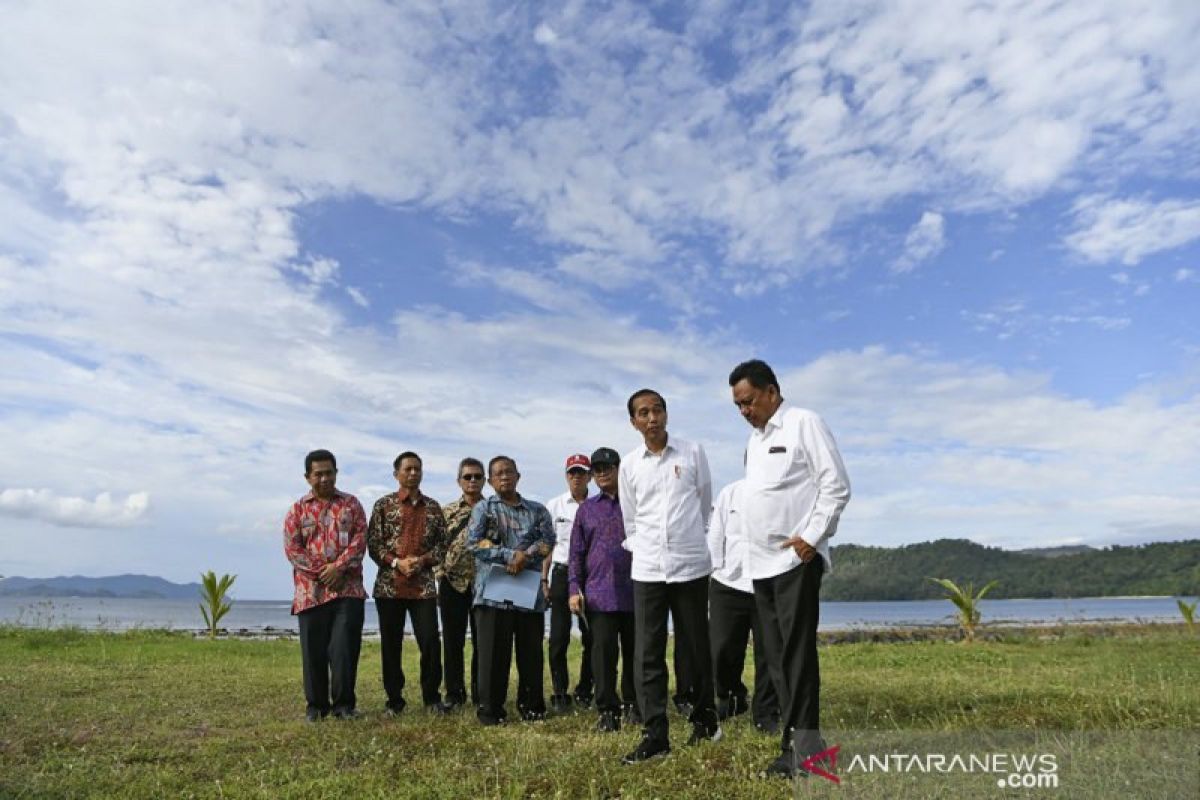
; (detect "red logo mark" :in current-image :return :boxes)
[800,744,841,784]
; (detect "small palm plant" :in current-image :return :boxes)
[927,577,998,642]
[199,571,237,639]
[1178,598,1197,635]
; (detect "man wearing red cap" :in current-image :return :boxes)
[543,453,595,713]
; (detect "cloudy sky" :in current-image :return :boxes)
[2,1,1198,599]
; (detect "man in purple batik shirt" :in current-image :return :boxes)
[569,447,638,733]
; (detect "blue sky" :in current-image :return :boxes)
[1,1,1199,599]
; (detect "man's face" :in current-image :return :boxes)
[306,460,337,498]
[592,463,618,494]
[458,464,485,498]
[394,457,422,492]
[731,378,780,429]
[489,459,519,495]
[566,467,591,495]
[629,393,668,439]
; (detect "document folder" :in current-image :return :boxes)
[479,563,542,610]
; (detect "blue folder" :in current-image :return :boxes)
[479,564,542,610]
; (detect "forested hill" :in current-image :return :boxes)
[822,539,1200,601]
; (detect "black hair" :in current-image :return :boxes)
[728,359,780,392]
[393,451,422,470]
[457,457,484,477]
[626,388,667,418]
[305,449,337,475]
[488,455,517,476]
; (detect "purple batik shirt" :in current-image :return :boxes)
[568,491,634,613]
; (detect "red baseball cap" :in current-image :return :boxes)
[564,454,591,472]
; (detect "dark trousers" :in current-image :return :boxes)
[297,597,364,715]
[588,610,636,715]
[671,609,697,708]
[376,596,442,708]
[633,576,717,742]
[548,564,593,697]
[439,581,478,705]
[754,558,824,754]
[710,578,779,727]
[474,605,546,722]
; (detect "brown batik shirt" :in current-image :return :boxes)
[367,488,447,600]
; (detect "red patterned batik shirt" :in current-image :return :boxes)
[283,489,368,614]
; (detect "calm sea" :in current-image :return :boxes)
[0,595,1192,634]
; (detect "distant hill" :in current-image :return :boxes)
[823,539,1200,601]
[0,574,201,600]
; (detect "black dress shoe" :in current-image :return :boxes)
[596,711,621,733]
[550,694,573,714]
[621,735,671,764]
[425,701,450,716]
[673,698,694,718]
[763,750,802,779]
[685,722,723,746]
[331,708,361,720]
[572,689,594,709]
[622,703,643,726]
[717,694,749,720]
[754,716,781,735]
[305,709,326,723]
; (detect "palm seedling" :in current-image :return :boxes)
[927,577,998,642]
[199,570,237,639]
[1178,598,1197,635]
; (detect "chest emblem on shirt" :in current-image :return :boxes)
[674,465,681,478]
[768,446,787,454]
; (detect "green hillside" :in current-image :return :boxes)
[822,539,1200,600]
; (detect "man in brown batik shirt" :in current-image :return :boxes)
[368,450,450,715]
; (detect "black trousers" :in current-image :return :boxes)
[671,609,697,708]
[375,596,442,708]
[754,558,824,754]
[474,605,546,722]
[710,578,779,727]
[588,610,636,715]
[438,580,478,705]
[297,597,364,715]
[632,576,717,741]
[548,563,593,697]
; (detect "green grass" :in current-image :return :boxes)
[0,625,1196,798]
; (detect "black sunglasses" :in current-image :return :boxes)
[460,473,485,481]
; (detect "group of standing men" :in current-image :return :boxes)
[282,359,850,779]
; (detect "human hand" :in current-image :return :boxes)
[317,563,341,586]
[569,595,584,615]
[779,537,817,564]
[506,550,528,575]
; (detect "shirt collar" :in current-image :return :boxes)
[396,488,425,505]
[637,436,675,459]
[762,400,790,432]
[300,489,345,503]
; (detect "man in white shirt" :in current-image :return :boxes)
[707,479,779,734]
[542,453,595,713]
[618,388,720,764]
[729,359,851,779]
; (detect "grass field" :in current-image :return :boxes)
[1,624,1196,798]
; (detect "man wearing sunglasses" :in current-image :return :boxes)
[438,457,487,711]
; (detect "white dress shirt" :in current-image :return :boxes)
[742,401,851,579]
[545,491,588,566]
[707,480,752,593]
[618,434,713,583]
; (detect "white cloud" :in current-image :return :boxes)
[1065,195,1200,265]
[1175,268,1196,282]
[533,22,558,45]
[0,489,150,528]
[892,211,946,273]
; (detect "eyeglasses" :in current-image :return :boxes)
[460,474,485,481]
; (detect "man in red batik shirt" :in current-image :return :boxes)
[283,449,368,722]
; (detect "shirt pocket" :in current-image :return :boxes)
[748,441,794,485]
